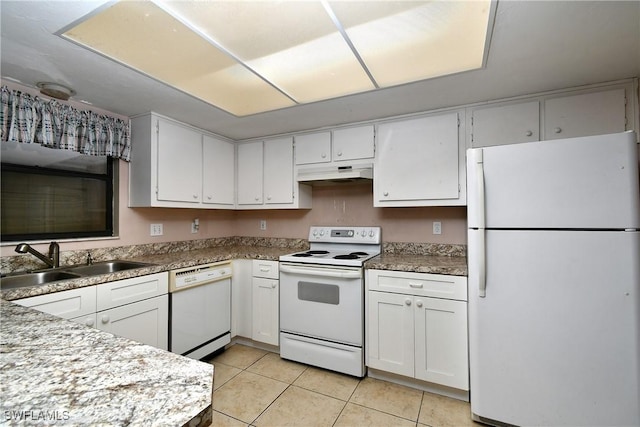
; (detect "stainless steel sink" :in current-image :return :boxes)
[62,260,151,276]
[0,271,82,290]
[1,260,153,290]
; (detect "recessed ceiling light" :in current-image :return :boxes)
[60,0,495,116]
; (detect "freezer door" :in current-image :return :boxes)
[467,131,640,229]
[468,229,640,426]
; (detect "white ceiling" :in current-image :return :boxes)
[1,1,639,141]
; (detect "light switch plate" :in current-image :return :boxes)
[260,220,267,230]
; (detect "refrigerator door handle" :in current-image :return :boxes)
[474,149,487,297]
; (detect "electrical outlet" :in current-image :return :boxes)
[432,221,442,235]
[150,223,163,236]
[260,220,267,230]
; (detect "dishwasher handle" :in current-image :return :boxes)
[279,264,361,279]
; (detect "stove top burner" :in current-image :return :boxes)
[350,252,369,256]
[307,250,330,255]
[292,253,313,257]
[334,254,359,260]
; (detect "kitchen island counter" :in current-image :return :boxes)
[0,299,213,426]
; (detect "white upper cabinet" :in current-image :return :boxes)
[332,125,375,162]
[156,119,202,203]
[295,125,374,165]
[129,113,235,209]
[295,132,331,165]
[543,87,627,140]
[203,135,235,206]
[237,141,264,206]
[264,137,294,205]
[237,137,311,209]
[375,111,465,207]
[468,82,637,150]
[470,101,540,148]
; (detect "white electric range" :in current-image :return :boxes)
[279,226,381,377]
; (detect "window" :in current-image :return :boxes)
[1,153,115,242]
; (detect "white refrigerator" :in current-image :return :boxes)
[467,131,640,426]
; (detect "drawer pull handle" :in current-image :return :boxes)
[260,267,271,272]
[409,282,424,288]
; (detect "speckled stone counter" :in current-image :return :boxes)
[1,243,300,301]
[0,300,213,426]
[364,253,467,276]
[364,242,468,276]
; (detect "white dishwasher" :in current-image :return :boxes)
[169,261,231,360]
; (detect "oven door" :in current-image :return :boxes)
[279,262,363,346]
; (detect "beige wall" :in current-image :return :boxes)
[1,159,467,256]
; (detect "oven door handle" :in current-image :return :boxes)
[279,264,361,279]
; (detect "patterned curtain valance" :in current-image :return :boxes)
[0,86,131,161]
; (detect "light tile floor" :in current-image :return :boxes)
[207,344,480,427]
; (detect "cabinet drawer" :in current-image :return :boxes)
[97,272,168,311]
[367,270,467,301]
[252,260,279,279]
[15,286,96,320]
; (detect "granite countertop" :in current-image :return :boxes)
[1,242,467,301]
[364,253,468,276]
[0,300,213,426]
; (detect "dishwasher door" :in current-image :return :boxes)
[170,277,230,356]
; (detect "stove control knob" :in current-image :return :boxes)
[312,230,318,236]
[360,230,367,237]
[369,230,375,238]
[319,230,325,236]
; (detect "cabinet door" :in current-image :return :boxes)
[97,295,169,350]
[157,118,202,203]
[295,132,331,165]
[15,286,96,320]
[367,291,414,377]
[471,101,540,147]
[237,141,264,205]
[202,135,235,206]
[544,88,627,140]
[252,277,279,346]
[375,112,460,205]
[332,125,374,161]
[414,298,469,390]
[264,137,293,205]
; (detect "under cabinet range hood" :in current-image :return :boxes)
[296,164,373,185]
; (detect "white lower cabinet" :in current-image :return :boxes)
[251,260,279,346]
[97,295,168,350]
[15,272,169,351]
[366,270,469,391]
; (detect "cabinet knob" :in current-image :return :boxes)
[416,300,423,308]
[271,283,277,288]
[207,196,212,200]
[383,191,389,197]
[321,153,327,158]
[85,318,95,327]
[101,315,110,324]
[554,127,562,134]
[405,299,412,306]
[267,195,272,201]
[525,130,533,137]
[337,151,342,157]
[255,196,260,201]
[193,195,198,199]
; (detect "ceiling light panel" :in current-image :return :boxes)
[62,1,296,116]
[163,1,375,104]
[329,0,493,87]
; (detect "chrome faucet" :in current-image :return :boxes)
[15,242,60,269]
